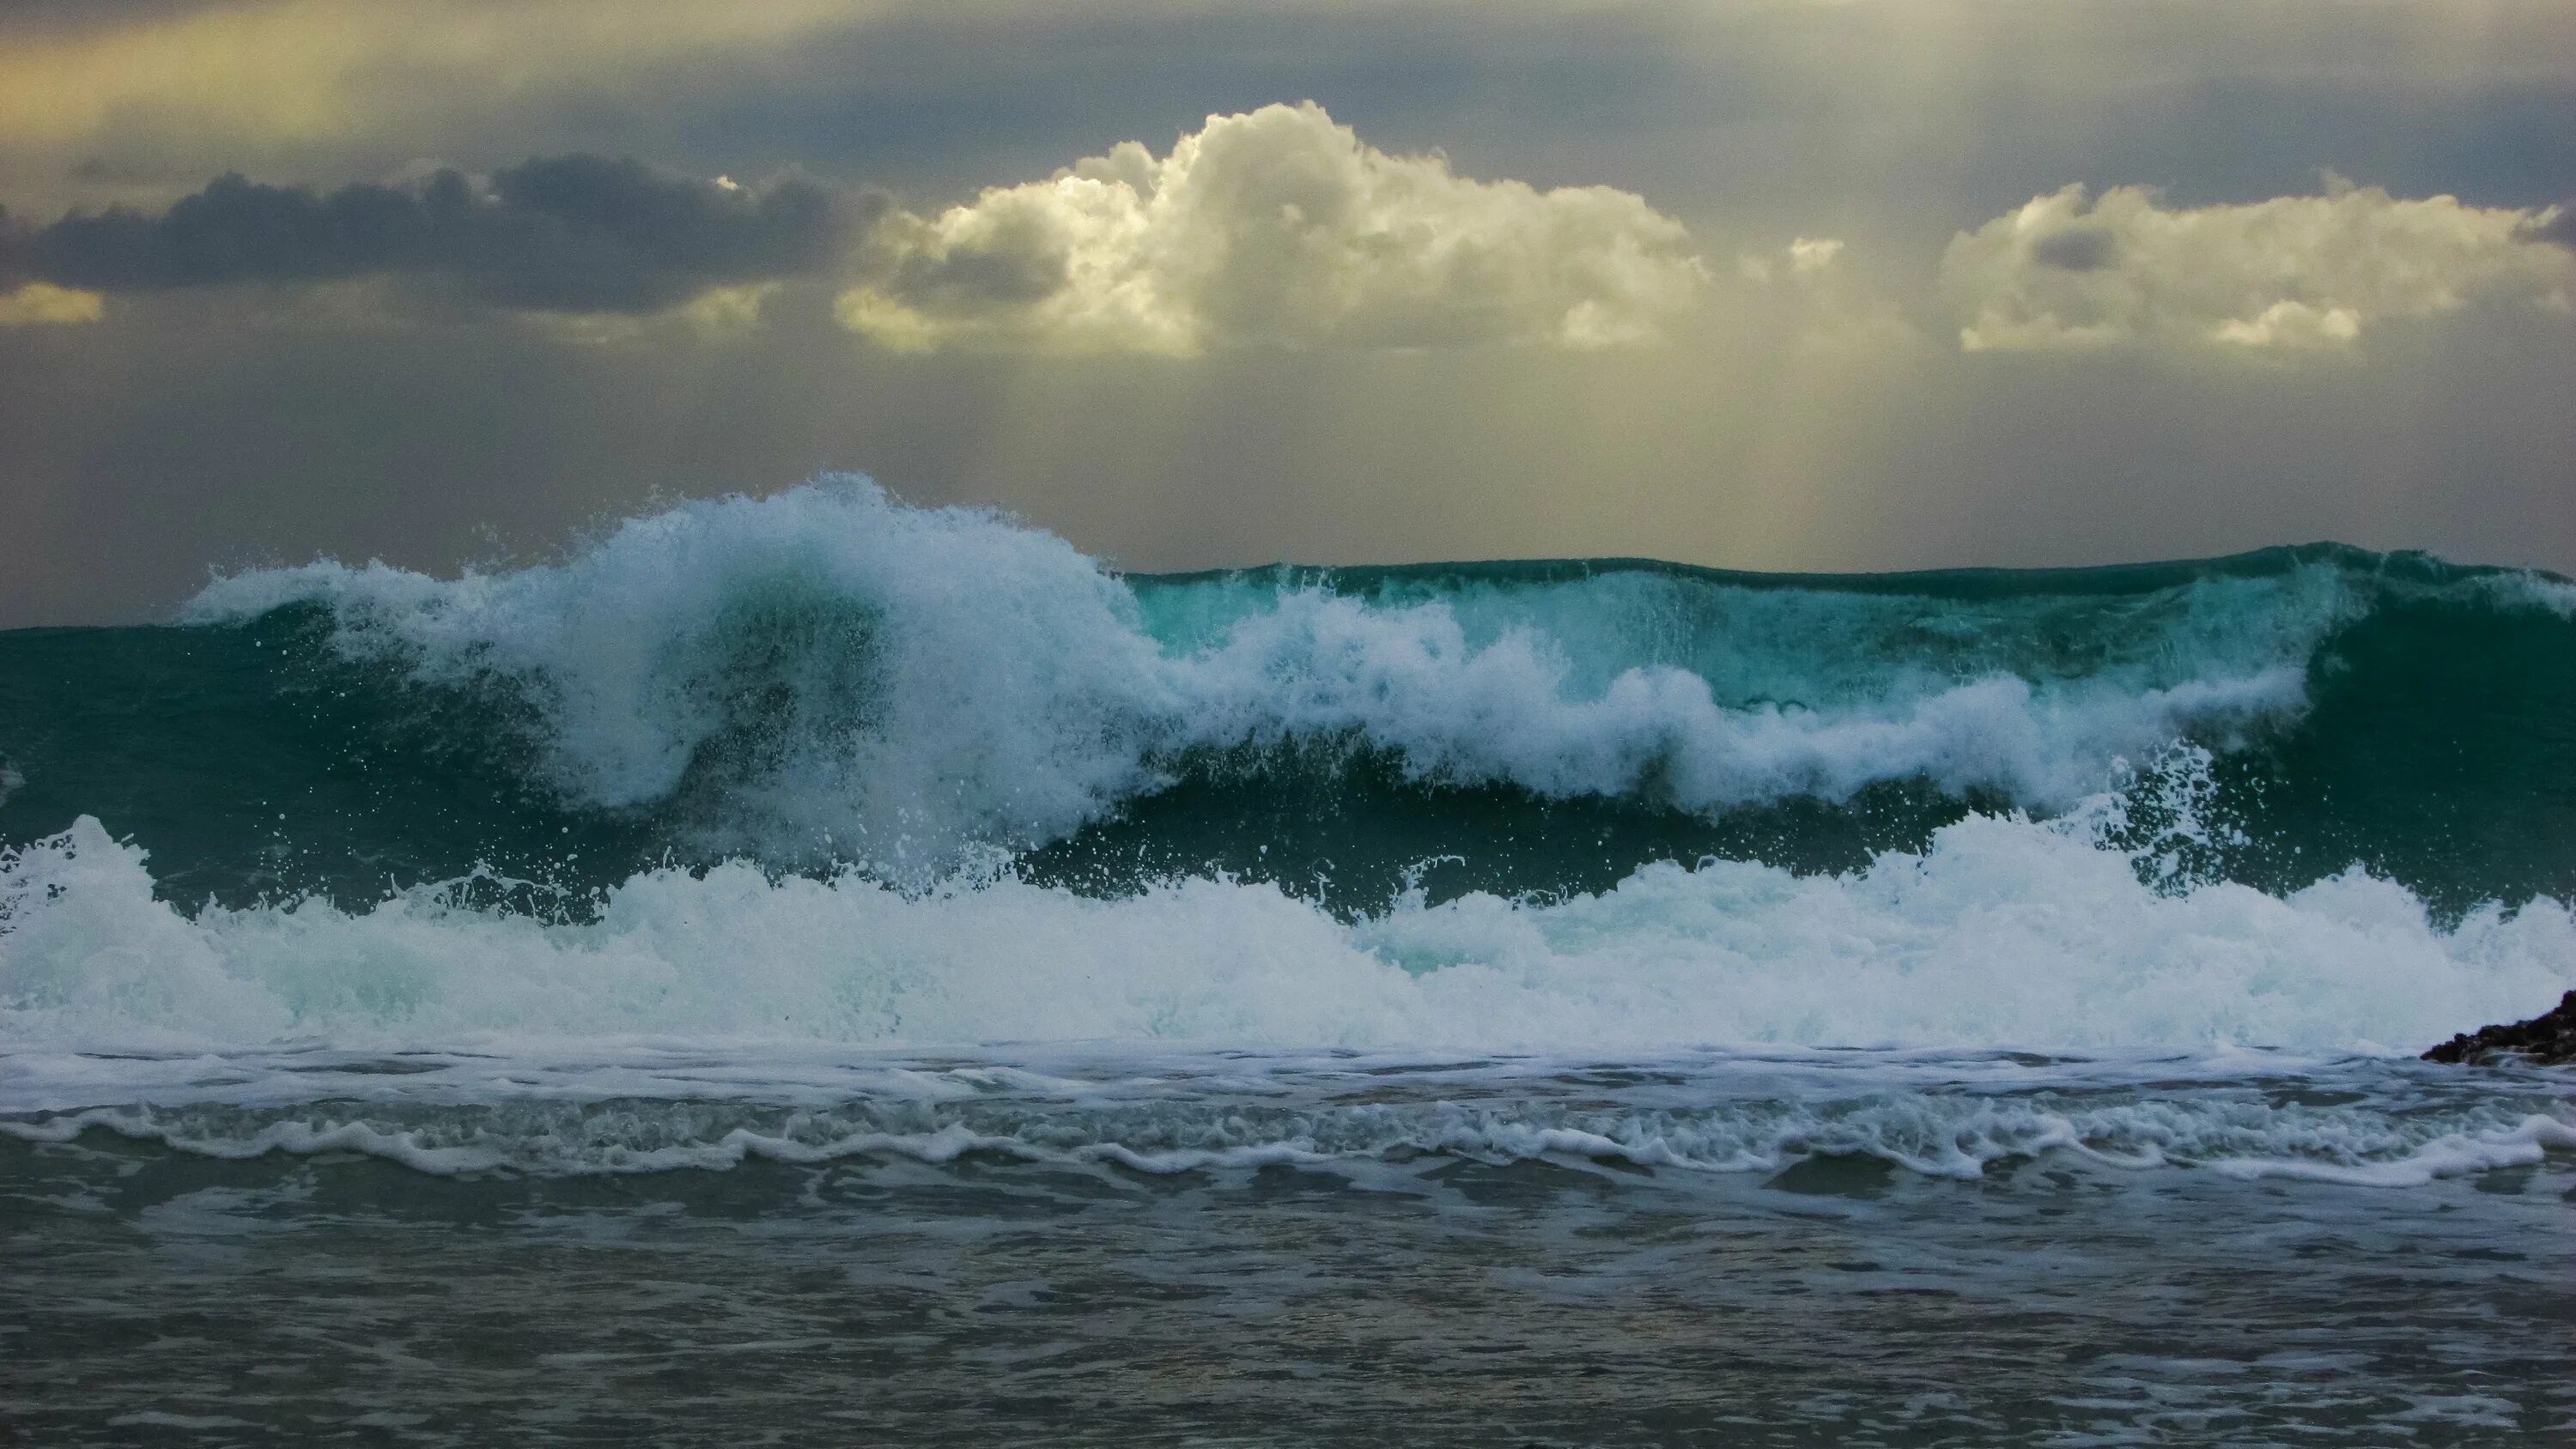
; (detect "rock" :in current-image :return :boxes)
[2421,990,2576,1064]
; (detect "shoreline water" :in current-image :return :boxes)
[9,1045,2572,1447]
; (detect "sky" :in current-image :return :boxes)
[1,0,2571,625]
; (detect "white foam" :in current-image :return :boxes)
[2206,1115,2576,1186]
[184,477,2345,868]
[189,479,1177,871]
[14,1085,2567,1188]
[1164,586,2306,812]
[4,808,2567,1058]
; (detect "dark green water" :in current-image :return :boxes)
[5,543,2573,915]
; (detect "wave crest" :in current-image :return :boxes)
[182,476,2385,873]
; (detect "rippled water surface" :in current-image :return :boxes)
[6,1049,2571,1446]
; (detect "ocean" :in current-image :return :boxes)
[4,476,2571,1446]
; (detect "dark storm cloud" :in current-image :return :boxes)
[0,155,881,312]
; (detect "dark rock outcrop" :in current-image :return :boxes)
[2422,990,2576,1064]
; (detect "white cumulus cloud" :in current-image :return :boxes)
[1941,181,2574,355]
[835,101,1710,355]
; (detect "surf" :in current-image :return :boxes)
[4,476,2574,1058]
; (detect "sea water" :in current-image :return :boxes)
[3,476,2570,1445]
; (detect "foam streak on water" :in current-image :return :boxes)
[5,1046,2572,1189]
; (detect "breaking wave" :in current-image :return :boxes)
[3,475,2573,1061]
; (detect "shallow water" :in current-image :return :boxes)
[7,1049,2571,1446]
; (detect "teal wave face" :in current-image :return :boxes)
[0,606,653,909]
[3,481,2573,917]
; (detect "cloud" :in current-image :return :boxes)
[2,156,877,314]
[1941,182,2576,354]
[835,101,1710,354]
[0,281,102,326]
[2524,205,2576,252]
[1736,236,1844,282]
[0,1,881,180]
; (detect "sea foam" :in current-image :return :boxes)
[5,805,2567,1057]
[7,1050,2569,1187]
